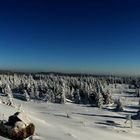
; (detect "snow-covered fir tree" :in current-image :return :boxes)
[74,89,81,104]
[95,89,104,108]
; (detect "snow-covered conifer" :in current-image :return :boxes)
[95,90,104,108]
[74,89,81,104]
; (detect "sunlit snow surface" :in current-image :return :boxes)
[0,84,140,140]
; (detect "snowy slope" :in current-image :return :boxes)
[0,100,140,140]
[0,84,140,140]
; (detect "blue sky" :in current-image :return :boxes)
[0,0,140,74]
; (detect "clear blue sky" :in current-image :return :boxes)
[0,0,140,75]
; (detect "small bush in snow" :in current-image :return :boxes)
[124,114,133,128]
[135,88,140,97]
[135,100,140,119]
[115,98,124,111]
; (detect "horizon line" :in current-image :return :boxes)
[0,69,139,77]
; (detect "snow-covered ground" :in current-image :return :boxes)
[0,84,140,140]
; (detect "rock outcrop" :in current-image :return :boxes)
[0,112,35,140]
